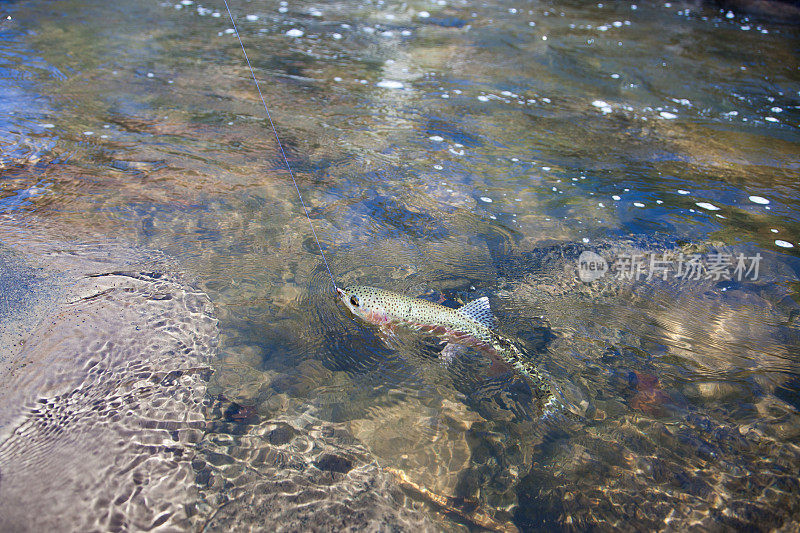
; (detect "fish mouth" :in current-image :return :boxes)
[335,287,346,298]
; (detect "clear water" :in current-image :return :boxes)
[1,0,799,530]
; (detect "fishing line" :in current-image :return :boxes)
[222,0,338,292]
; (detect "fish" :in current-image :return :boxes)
[336,285,551,402]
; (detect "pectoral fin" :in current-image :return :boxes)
[377,324,402,350]
[439,343,467,366]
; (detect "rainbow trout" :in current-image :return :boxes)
[337,286,551,401]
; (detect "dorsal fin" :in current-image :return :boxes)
[457,297,494,329]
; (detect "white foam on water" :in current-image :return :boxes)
[749,195,769,205]
[376,80,404,89]
[695,202,720,211]
[592,100,612,114]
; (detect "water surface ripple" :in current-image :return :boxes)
[1,0,799,530]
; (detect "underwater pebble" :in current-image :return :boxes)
[246,14,258,21]
[477,95,489,102]
[83,131,94,136]
[677,189,690,195]
[286,28,304,37]
[765,117,779,123]
[633,202,645,207]
[479,196,493,203]
[695,202,720,211]
[40,123,55,128]
[749,195,769,205]
[612,195,621,201]
[771,229,779,233]
[418,11,430,18]
[775,240,794,248]
[659,111,677,119]
[429,135,444,142]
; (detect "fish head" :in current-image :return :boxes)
[336,285,391,324]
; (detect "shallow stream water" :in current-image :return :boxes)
[1,0,799,530]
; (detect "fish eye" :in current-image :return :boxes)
[350,296,360,307]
